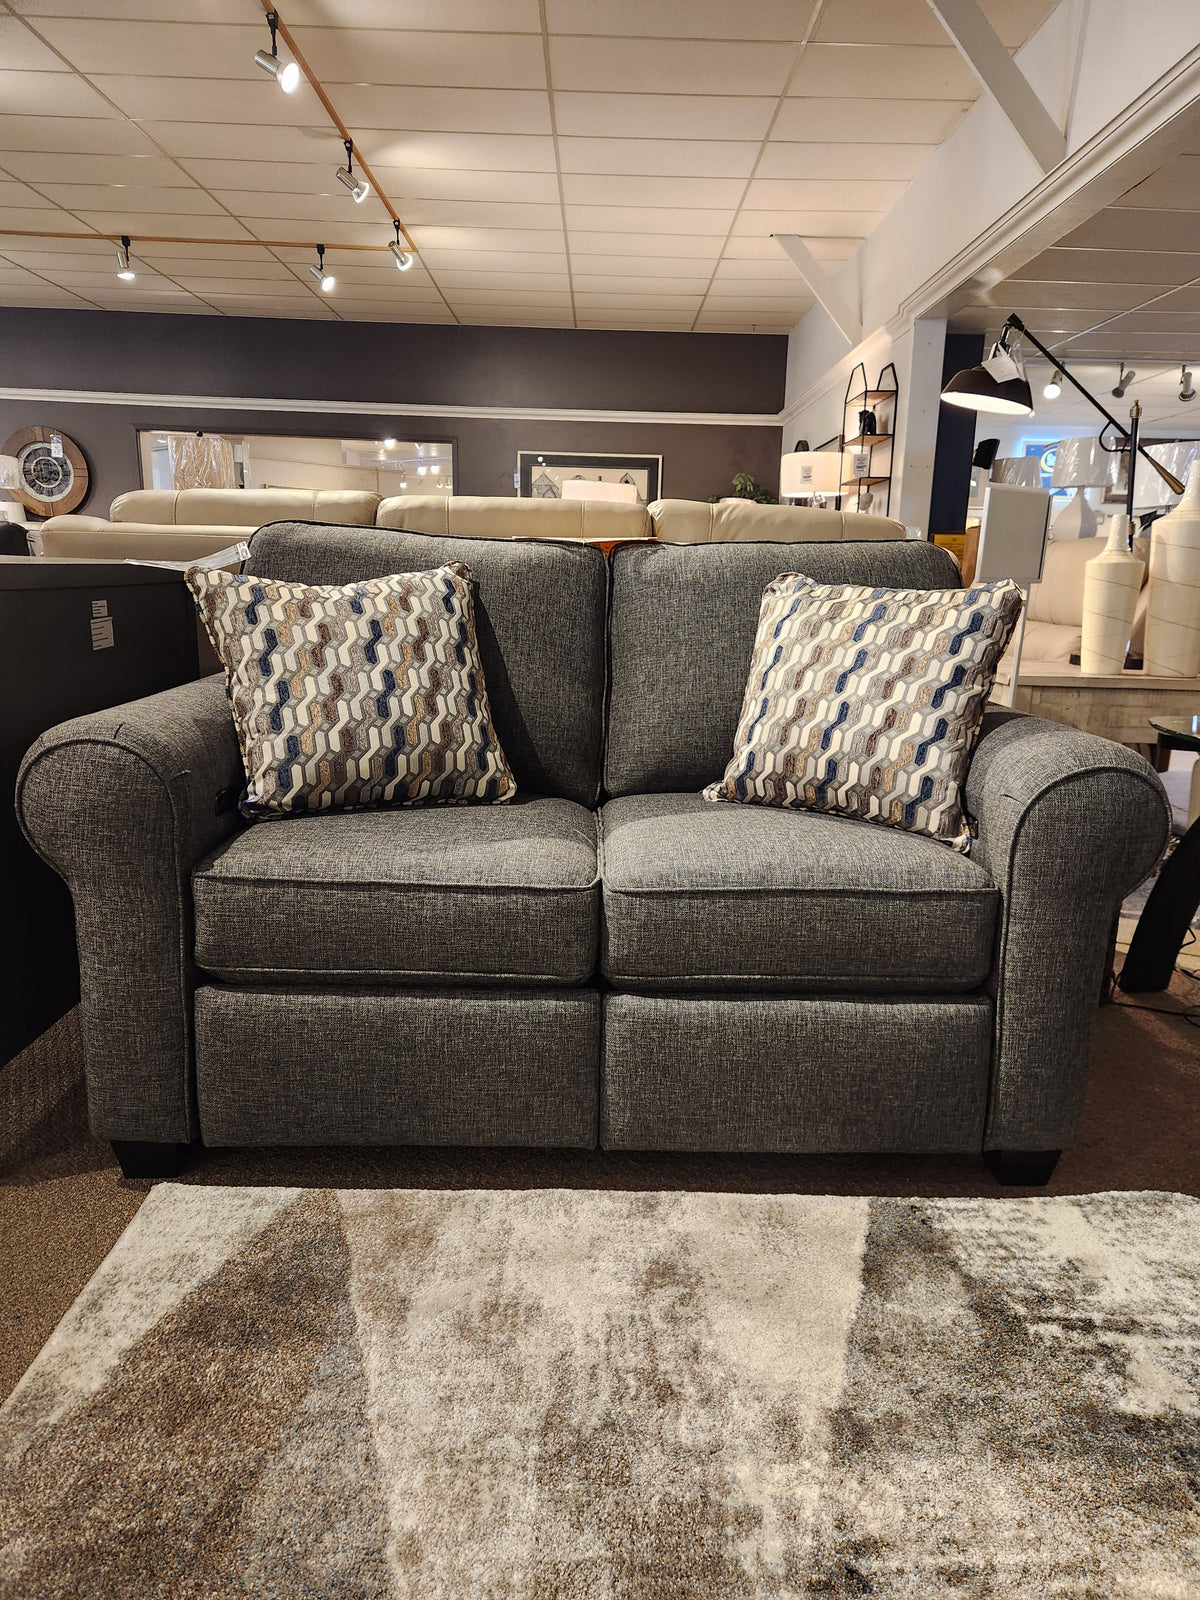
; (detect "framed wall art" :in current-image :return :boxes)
[517,451,662,506]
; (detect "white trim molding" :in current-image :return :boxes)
[0,385,783,430]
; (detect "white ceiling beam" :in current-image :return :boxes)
[772,234,862,346]
[925,0,1067,172]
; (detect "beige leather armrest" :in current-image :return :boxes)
[39,514,111,533]
[39,526,257,561]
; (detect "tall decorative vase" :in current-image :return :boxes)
[1144,458,1200,677]
[1080,517,1144,674]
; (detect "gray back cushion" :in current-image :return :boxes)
[248,522,608,807]
[605,538,963,797]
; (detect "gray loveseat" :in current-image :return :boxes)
[18,523,1170,1182]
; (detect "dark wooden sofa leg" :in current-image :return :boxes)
[112,1141,185,1180]
[984,1149,1061,1186]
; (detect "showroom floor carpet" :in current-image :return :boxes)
[2,956,1198,1409]
[2,1183,1197,1597]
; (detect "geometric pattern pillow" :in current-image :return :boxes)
[187,561,516,818]
[703,574,1023,851]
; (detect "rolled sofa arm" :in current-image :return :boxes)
[965,709,1170,1151]
[17,675,245,1144]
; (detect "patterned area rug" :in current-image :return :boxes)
[1,1187,1197,1597]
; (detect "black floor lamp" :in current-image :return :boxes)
[941,313,1185,524]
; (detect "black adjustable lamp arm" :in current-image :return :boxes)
[1002,313,1184,496]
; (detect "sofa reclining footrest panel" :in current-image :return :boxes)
[601,994,991,1153]
[195,986,601,1148]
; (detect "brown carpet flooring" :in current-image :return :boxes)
[2,969,1198,1406]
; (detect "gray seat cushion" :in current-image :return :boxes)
[600,793,998,992]
[194,796,599,986]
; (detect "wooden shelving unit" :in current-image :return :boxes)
[840,363,897,515]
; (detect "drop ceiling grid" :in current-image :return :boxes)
[0,0,1058,331]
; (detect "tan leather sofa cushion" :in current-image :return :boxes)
[376,494,652,541]
[39,525,259,561]
[648,499,905,543]
[109,488,381,528]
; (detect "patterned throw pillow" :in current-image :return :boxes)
[704,575,1022,851]
[188,562,516,817]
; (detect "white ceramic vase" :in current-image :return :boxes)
[1143,458,1200,677]
[1080,517,1144,674]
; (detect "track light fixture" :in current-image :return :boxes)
[115,235,135,281]
[308,243,335,292]
[1181,364,1195,402]
[388,220,413,270]
[1043,369,1062,399]
[335,140,370,203]
[254,10,301,93]
[1112,362,1136,398]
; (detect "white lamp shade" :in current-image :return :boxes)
[1132,440,1200,509]
[559,478,639,503]
[779,451,841,497]
[990,455,1044,488]
[0,454,19,492]
[1050,435,1117,489]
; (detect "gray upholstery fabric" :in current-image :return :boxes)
[195,984,600,1146]
[601,993,991,1151]
[248,522,607,807]
[600,793,997,991]
[194,796,599,985]
[605,538,961,797]
[966,711,1171,1151]
[16,675,244,1142]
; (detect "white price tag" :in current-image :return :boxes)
[982,350,1022,382]
[90,617,114,651]
[91,599,108,618]
[49,434,63,458]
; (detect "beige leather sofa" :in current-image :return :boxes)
[37,486,906,560]
[996,532,1150,681]
[38,488,381,560]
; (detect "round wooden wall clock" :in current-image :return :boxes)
[3,426,90,517]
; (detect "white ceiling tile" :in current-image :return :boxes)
[568,231,722,258]
[240,218,393,247]
[172,274,315,297]
[772,95,970,142]
[457,314,574,325]
[731,208,878,238]
[971,280,1173,312]
[1013,247,1200,286]
[355,131,556,172]
[744,178,906,211]
[31,19,263,78]
[418,249,567,272]
[550,37,794,95]
[717,242,802,266]
[204,299,337,318]
[13,0,256,17]
[137,121,344,163]
[0,286,96,307]
[35,183,224,215]
[134,239,281,262]
[91,75,321,124]
[814,0,946,46]
[0,114,159,153]
[576,315,696,329]
[565,204,732,235]
[554,92,775,141]
[0,205,84,230]
[756,141,936,181]
[0,16,72,70]
[1114,156,1200,210]
[209,188,397,223]
[178,158,334,195]
[1059,208,1200,255]
[407,225,565,251]
[433,269,570,288]
[0,151,183,186]
[790,44,975,100]
[572,274,710,293]
[371,168,561,204]
[334,86,551,135]
[569,253,719,277]
[68,211,257,242]
[0,244,115,268]
[557,137,758,179]
[293,30,546,90]
[562,174,745,208]
[281,0,541,29]
[545,0,818,39]
[0,69,118,117]
[0,178,57,207]
[573,290,703,304]
[400,198,564,230]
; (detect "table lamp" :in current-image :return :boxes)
[1049,436,1116,538]
[0,454,20,523]
[1131,440,1200,510]
[779,450,842,505]
[989,456,1043,488]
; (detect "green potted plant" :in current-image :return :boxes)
[707,471,778,505]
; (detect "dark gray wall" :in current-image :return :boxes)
[0,309,786,513]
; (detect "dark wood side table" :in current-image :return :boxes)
[1118,711,1200,993]
[1,557,204,1065]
